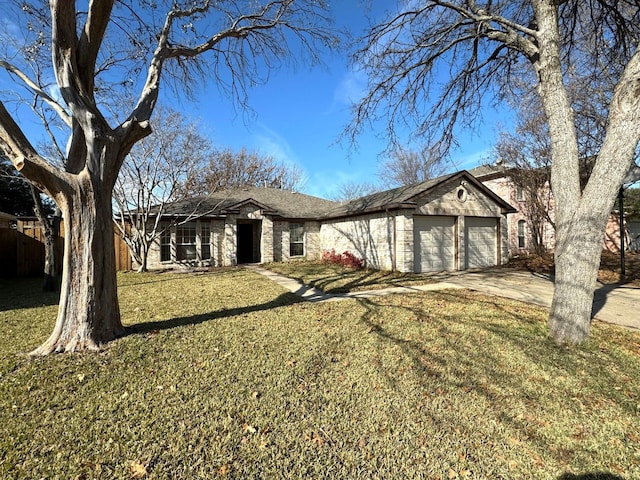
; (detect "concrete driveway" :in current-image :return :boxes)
[433,268,640,331]
[251,265,639,332]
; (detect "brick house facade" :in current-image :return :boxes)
[141,171,515,273]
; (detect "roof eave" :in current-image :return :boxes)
[323,202,417,220]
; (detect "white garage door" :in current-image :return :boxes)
[465,217,498,269]
[413,216,456,273]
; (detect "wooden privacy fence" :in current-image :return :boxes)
[0,219,131,277]
[0,229,47,277]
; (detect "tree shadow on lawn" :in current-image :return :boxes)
[274,267,379,294]
[283,266,432,294]
[558,473,625,480]
[0,277,60,312]
[353,291,637,474]
[125,291,302,336]
[117,267,241,289]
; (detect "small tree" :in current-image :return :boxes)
[378,146,445,188]
[113,107,211,272]
[624,188,640,220]
[493,102,555,254]
[0,154,59,290]
[30,185,61,291]
[180,147,305,196]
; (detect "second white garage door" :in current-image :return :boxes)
[413,216,456,272]
[464,217,498,269]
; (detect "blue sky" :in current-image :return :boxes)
[1,1,511,200]
[183,2,509,199]
[189,57,504,200]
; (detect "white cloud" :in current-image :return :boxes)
[249,122,311,188]
[332,68,367,108]
[451,147,493,171]
[252,122,298,165]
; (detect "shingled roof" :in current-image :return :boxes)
[467,164,507,180]
[154,186,338,219]
[151,170,516,221]
[470,160,640,185]
[325,170,516,218]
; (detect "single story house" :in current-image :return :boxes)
[145,187,336,268]
[143,170,516,273]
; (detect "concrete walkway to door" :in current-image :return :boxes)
[245,265,464,302]
[248,265,640,332]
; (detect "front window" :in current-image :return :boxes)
[176,222,196,261]
[290,223,305,257]
[160,222,171,262]
[515,185,525,201]
[518,220,526,248]
[201,223,211,260]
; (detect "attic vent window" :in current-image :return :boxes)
[456,187,468,202]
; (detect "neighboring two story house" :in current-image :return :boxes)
[470,163,640,256]
[469,164,555,255]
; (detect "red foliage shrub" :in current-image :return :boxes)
[321,249,363,269]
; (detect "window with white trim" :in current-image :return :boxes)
[201,223,211,261]
[518,220,526,248]
[289,223,305,257]
[176,221,197,261]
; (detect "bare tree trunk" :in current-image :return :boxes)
[140,244,148,272]
[30,185,59,291]
[549,226,602,343]
[40,215,58,292]
[31,180,124,355]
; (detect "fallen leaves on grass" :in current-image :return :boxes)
[242,423,258,434]
[3,270,640,479]
[215,463,232,475]
[304,431,326,447]
[129,460,148,478]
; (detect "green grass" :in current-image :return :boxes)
[1,269,639,479]
[264,260,436,293]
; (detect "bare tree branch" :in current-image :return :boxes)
[0,60,72,127]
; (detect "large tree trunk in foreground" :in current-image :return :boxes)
[31,175,124,355]
[532,2,640,344]
[549,219,604,343]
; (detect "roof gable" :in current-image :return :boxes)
[325,170,516,218]
[220,198,278,215]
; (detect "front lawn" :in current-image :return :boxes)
[264,260,436,293]
[1,268,639,479]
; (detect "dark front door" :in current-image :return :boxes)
[237,222,260,263]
